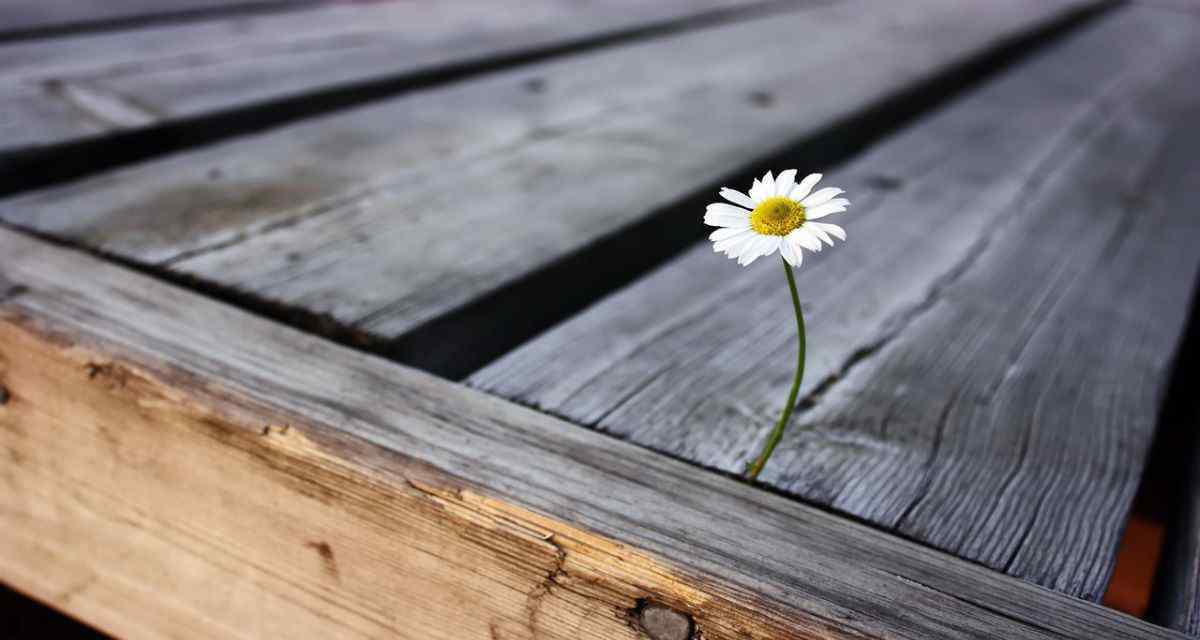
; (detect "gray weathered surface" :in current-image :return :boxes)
[0,224,1189,640]
[0,0,770,154]
[471,5,1200,600]
[0,0,304,36]
[0,0,1096,342]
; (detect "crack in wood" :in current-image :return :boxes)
[524,538,569,636]
[786,64,1143,423]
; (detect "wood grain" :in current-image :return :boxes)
[0,0,1097,344]
[0,226,1188,640]
[0,0,770,155]
[471,5,1200,601]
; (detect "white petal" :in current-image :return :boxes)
[789,173,822,201]
[720,188,756,209]
[805,199,850,219]
[801,187,844,207]
[786,235,806,268]
[710,227,747,241]
[748,179,767,203]
[712,229,754,252]
[761,171,775,198]
[774,169,797,197]
[715,233,757,255]
[739,234,777,264]
[741,235,779,266]
[719,239,752,262]
[760,235,784,258]
[804,222,833,246]
[779,234,800,266]
[734,235,764,262]
[789,227,822,252]
[810,221,847,241]
[704,203,751,228]
[719,231,752,250]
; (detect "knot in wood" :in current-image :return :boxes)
[638,603,693,640]
[0,385,9,406]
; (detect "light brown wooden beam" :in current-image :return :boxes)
[0,231,1185,639]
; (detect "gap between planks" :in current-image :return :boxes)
[470,4,1200,600]
[0,0,1110,381]
[0,0,798,194]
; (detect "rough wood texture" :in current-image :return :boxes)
[0,0,1096,346]
[0,0,769,154]
[0,227,1188,640]
[471,5,1200,601]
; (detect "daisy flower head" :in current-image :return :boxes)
[705,170,849,267]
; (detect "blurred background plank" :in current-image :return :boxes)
[0,0,307,38]
[0,0,1098,378]
[0,0,773,159]
[470,4,1200,601]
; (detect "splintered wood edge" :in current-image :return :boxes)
[0,315,711,640]
[0,228,1186,640]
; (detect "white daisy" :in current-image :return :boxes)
[704,170,849,267]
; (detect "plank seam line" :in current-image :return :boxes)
[0,0,819,197]
[459,42,1165,576]
[398,0,1116,379]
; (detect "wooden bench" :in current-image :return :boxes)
[2,1,1199,638]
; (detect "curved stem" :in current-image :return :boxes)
[745,256,806,481]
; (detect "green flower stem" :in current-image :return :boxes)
[745,256,806,481]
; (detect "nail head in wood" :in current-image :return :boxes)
[638,603,693,640]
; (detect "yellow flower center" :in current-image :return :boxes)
[749,196,806,236]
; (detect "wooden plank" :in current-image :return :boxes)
[470,5,1200,601]
[0,0,1098,353]
[1150,432,1200,635]
[0,227,1188,640]
[1148,307,1200,636]
[0,0,770,155]
[0,0,305,37]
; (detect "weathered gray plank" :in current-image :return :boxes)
[0,0,770,154]
[0,0,305,36]
[0,225,1189,640]
[470,5,1200,600]
[0,0,1097,348]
